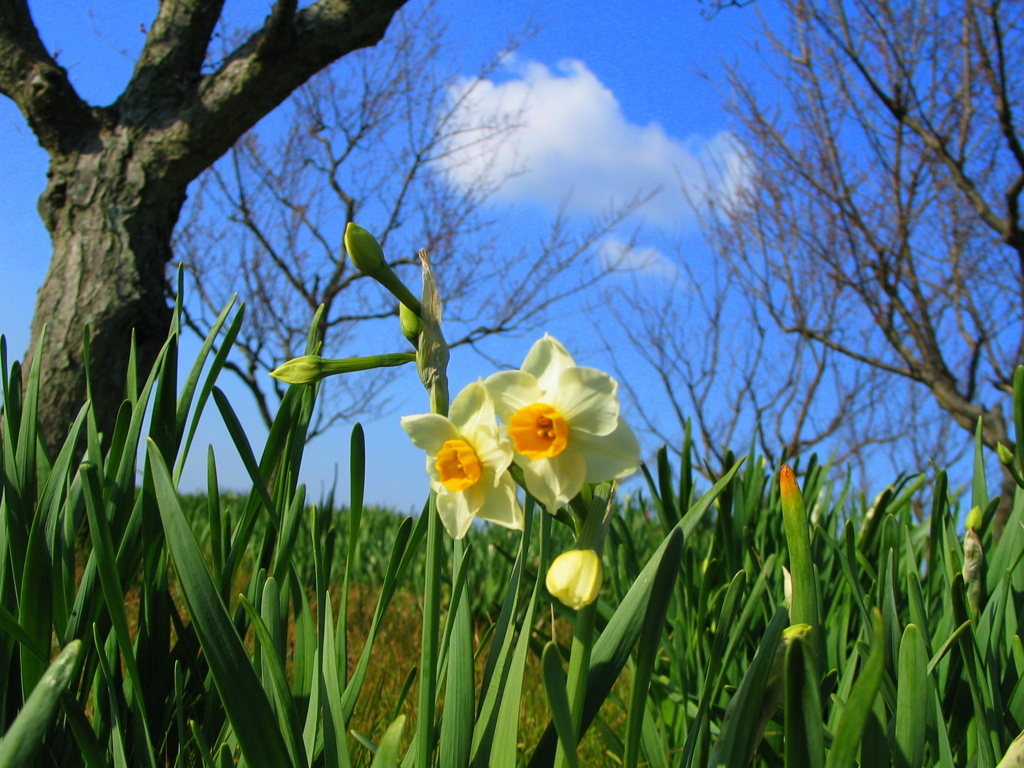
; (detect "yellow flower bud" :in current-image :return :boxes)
[546,549,602,610]
[965,505,983,531]
[269,355,324,385]
[997,442,1015,466]
[963,526,984,617]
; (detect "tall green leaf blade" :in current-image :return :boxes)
[471,504,533,766]
[784,633,824,768]
[239,589,307,767]
[369,715,406,768]
[0,640,82,768]
[708,607,789,768]
[175,304,243,483]
[79,463,158,768]
[483,506,545,768]
[895,623,928,768]
[825,609,886,768]
[623,519,682,768]
[541,643,578,768]
[145,439,291,768]
[440,537,474,768]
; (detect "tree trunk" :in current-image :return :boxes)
[26,132,185,453]
[1,0,411,454]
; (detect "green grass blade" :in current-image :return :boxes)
[146,439,292,768]
[79,462,158,768]
[708,606,789,768]
[825,609,886,768]
[59,691,109,768]
[541,643,578,768]
[623,520,682,768]
[369,715,406,768]
[439,537,474,768]
[340,516,415,722]
[211,387,279,528]
[482,504,544,768]
[238,590,307,767]
[471,506,532,765]
[894,624,928,768]
[175,304,243,483]
[0,640,82,768]
[785,633,824,768]
[530,461,738,768]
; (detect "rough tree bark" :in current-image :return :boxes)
[0,0,408,452]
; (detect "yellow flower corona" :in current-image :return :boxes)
[485,335,640,511]
[508,403,569,459]
[401,380,523,539]
[435,439,483,491]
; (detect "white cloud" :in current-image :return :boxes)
[439,58,745,227]
[598,236,680,278]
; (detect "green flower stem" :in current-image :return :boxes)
[269,352,416,385]
[576,483,612,551]
[414,490,444,768]
[413,322,448,768]
[553,485,610,768]
[555,599,597,768]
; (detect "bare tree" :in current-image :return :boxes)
[176,5,648,437]
[623,0,1024,518]
[0,0,411,453]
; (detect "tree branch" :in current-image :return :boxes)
[167,0,409,180]
[0,0,97,153]
[119,0,227,116]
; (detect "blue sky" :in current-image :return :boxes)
[0,0,780,511]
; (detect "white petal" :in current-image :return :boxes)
[553,367,620,436]
[475,473,524,531]
[472,433,514,480]
[449,379,495,430]
[521,451,586,512]
[401,413,461,454]
[521,334,576,393]
[436,485,482,540]
[424,455,441,483]
[573,419,641,482]
[485,370,544,421]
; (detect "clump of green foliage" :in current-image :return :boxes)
[2,281,1024,767]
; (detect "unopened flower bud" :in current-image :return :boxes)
[779,465,816,631]
[965,505,983,531]
[997,442,1015,466]
[270,352,416,384]
[546,549,602,610]
[400,302,420,346]
[963,526,984,617]
[269,355,325,385]
[344,223,423,316]
[344,222,387,277]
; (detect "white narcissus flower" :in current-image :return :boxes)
[400,380,523,539]
[485,334,640,511]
